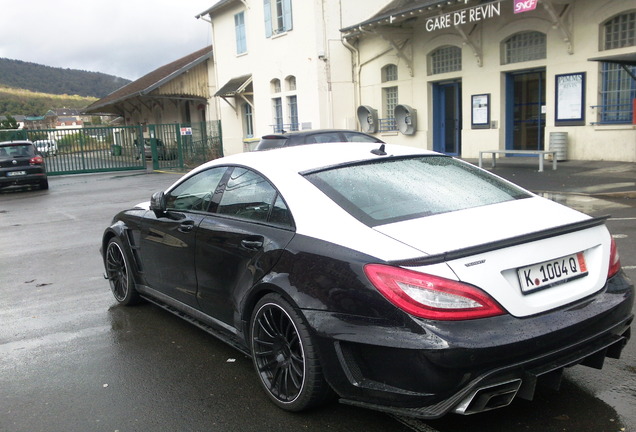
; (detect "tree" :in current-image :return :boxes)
[0,114,19,129]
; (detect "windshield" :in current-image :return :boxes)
[304,156,531,226]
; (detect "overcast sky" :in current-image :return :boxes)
[0,0,216,80]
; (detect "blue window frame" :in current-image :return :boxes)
[599,63,636,124]
[235,12,247,54]
[264,0,292,37]
[243,103,253,138]
[597,12,636,124]
[287,95,298,131]
[272,98,283,132]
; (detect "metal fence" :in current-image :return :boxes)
[4,121,222,176]
[148,121,223,171]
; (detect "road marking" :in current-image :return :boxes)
[623,266,636,270]
[609,217,636,221]
[391,415,441,432]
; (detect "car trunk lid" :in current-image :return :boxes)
[374,197,612,317]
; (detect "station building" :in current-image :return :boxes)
[342,0,635,161]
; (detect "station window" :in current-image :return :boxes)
[503,31,546,64]
[380,64,398,131]
[272,97,283,132]
[603,11,635,49]
[430,46,462,75]
[597,11,636,124]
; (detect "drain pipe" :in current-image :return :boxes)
[342,30,394,113]
[341,35,361,112]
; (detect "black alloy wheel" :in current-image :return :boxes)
[250,294,332,411]
[105,237,140,306]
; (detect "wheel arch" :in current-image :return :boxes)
[101,222,127,259]
[239,276,304,344]
[101,222,144,285]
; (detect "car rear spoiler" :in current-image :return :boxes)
[389,216,610,267]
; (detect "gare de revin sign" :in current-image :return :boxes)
[424,1,511,32]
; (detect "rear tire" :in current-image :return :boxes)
[40,179,49,190]
[250,293,332,411]
[105,237,140,305]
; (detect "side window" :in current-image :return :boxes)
[217,168,292,227]
[165,167,227,212]
[270,195,293,227]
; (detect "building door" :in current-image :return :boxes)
[506,70,546,150]
[433,82,462,156]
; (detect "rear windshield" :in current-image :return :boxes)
[304,156,530,226]
[0,144,36,159]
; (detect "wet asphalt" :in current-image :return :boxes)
[1,158,635,432]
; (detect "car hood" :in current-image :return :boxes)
[374,196,611,317]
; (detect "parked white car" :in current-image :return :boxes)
[34,139,58,156]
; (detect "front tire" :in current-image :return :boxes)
[250,293,332,411]
[105,237,140,305]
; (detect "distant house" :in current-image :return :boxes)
[56,116,84,129]
[24,116,48,130]
[84,46,214,128]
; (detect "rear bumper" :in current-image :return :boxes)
[304,271,633,418]
[0,170,47,187]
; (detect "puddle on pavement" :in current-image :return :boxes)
[540,192,632,214]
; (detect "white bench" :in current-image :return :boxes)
[478,150,557,172]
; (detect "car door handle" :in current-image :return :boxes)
[241,239,263,250]
[178,220,195,233]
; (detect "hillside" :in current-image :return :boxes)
[0,86,97,117]
[0,58,130,99]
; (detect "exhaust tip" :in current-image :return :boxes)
[454,379,522,415]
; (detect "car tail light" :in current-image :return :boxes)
[608,237,621,279]
[30,155,44,165]
[364,264,505,320]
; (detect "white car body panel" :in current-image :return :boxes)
[161,142,613,317]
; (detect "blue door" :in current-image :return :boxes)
[505,70,546,151]
[433,82,462,155]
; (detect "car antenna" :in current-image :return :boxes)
[371,144,387,156]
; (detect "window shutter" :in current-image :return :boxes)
[263,0,273,37]
[283,0,293,31]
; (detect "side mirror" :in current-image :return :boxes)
[150,191,167,213]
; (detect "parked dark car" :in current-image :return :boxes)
[0,140,48,190]
[135,138,177,160]
[254,129,383,151]
[102,142,632,418]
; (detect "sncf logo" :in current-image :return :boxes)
[514,0,538,14]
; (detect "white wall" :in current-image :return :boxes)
[207,0,388,155]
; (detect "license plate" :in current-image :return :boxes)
[7,171,26,177]
[517,252,588,293]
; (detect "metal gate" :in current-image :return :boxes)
[20,121,222,176]
[148,121,223,171]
